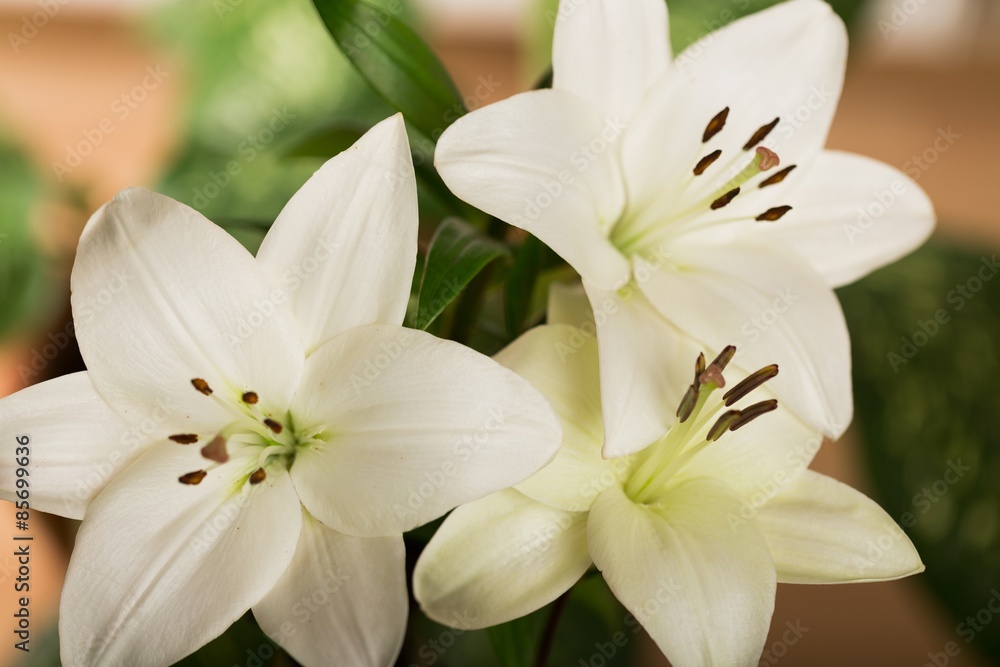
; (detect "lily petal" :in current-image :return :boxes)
[254,513,407,667]
[414,489,590,629]
[588,480,775,667]
[757,470,925,584]
[256,114,418,353]
[59,442,302,667]
[621,0,847,229]
[436,89,629,290]
[493,325,608,512]
[754,150,935,288]
[552,0,670,123]
[0,372,144,519]
[71,188,304,433]
[637,240,852,439]
[581,282,701,458]
[289,324,562,537]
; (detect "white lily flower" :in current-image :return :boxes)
[0,115,562,667]
[414,285,924,666]
[434,0,935,456]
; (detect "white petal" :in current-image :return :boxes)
[289,324,562,537]
[588,480,775,667]
[679,387,822,505]
[552,0,669,123]
[436,89,629,290]
[582,282,703,458]
[256,115,417,352]
[414,489,590,629]
[0,372,145,519]
[71,188,304,434]
[754,151,935,287]
[493,325,609,512]
[620,0,847,230]
[637,240,852,439]
[254,514,407,667]
[59,443,302,667]
[757,470,924,584]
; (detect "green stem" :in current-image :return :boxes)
[533,589,572,667]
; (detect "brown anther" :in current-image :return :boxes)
[242,391,259,405]
[191,378,213,396]
[759,165,796,189]
[707,410,742,442]
[702,107,729,142]
[693,149,722,176]
[755,146,780,171]
[724,365,779,407]
[699,365,726,389]
[249,468,267,485]
[730,399,779,431]
[710,345,737,371]
[743,118,779,150]
[677,384,700,423]
[756,205,793,222]
[200,435,229,464]
[263,418,283,434]
[710,187,741,210]
[168,434,199,445]
[694,352,706,378]
[179,470,207,485]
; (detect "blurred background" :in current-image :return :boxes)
[0,0,997,664]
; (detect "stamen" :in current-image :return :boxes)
[242,391,259,405]
[724,365,779,406]
[759,165,796,188]
[703,107,729,142]
[676,385,700,422]
[191,378,213,396]
[707,410,742,441]
[179,470,207,485]
[201,435,230,463]
[693,150,722,176]
[249,468,267,485]
[263,418,283,434]
[730,399,779,430]
[169,434,199,444]
[756,206,792,222]
[710,345,737,371]
[743,117,779,150]
[710,187,740,210]
[694,352,706,379]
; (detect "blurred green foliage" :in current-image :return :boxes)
[839,242,1000,663]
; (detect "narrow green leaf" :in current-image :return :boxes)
[416,218,510,331]
[286,124,365,158]
[311,0,466,142]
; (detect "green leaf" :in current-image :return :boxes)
[505,234,557,338]
[487,608,547,667]
[286,123,365,158]
[311,0,466,142]
[415,218,510,331]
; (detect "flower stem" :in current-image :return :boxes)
[533,589,572,667]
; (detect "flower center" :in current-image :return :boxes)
[623,346,780,505]
[610,106,798,257]
[169,378,325,488]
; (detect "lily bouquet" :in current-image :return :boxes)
[0,0,933,665]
